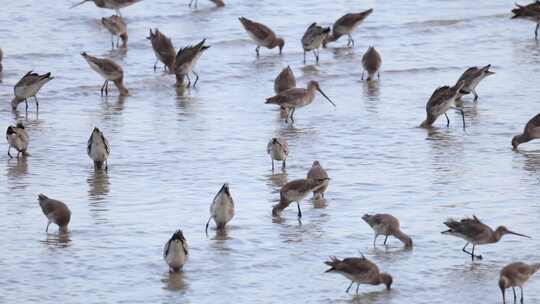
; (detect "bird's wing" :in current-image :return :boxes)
[524,113,540,137]
[427,86,453,108]
[101,133,110,155]
[266,88,307,106]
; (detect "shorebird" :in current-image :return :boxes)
[456,64,494,102]
[500,262,540,304]
[265,80,336,124]
[512,113,540,149]
[205,183,235,235]
[71,0,142,16]
[174,39,210,88]
[81,52,129,96]
[306,161,329,199]
[362,214,413,248]
[419,81,466,129]
[0,48,3,73]
[442,215,530,260]
[6,122,29,159]
[38,194,71,233]
[512,1,540,40]
[147,29,176,72]
[272,176,330,218]
[11,71,53,112]
[267,137,288,171]
[301,23,330,64]
[239,17,284,56]
[87,127,110,170]
[101,15,128,49]
[361,46,381,81]
[323,9,374,47]
[274,66,296,118]
[325,255,393,294]
[188,0,224,8]
[163,230,188,272]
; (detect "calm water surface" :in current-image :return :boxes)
[1,0,540,303]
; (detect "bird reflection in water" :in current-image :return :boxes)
[87,169,110,201]
[267,171,288,188]
[161,271,189,292]
[42,232,72,248]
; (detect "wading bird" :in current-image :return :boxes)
[420,81,466,129]
[265,80,336,124]
[512,113,540,149]
[164,230,188,272]
[6,122,29,159]
[147,29,176,72]
[38,194,71,233]
[323,9,373,47]
[306,161,329,199]
[205,183,235,235]
[174,39,210,88]
[500,262,540,304]
[272,176,330,218]
[301,23,330,64]
[71,0,142,16]
[101,15,128,49]
[239,17,284,56]
[87,127,110,170]
[11,71,54,112]
[274,66,296,118]
[81,52,129,96]
[325,255,393,294]
[512,1,540,40]
[267,137,288,171]
[361,46,381,81]
[188,0,224,8]
[441,215,530,260]
[456,64,494,102]
[362,214,413,248]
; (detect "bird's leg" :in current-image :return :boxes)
[384,235,389,245]
[34,96,39,112]
[347,34,354,47]
[471,244,482,260]
[282,159,286,170]
[536,24,539,40]
[472,89,478,102]
[46,221,51,232]
[303,51,306,64]
[373,235,378,247]
[450,106,466,130]
[7,147,12,159]
[153,59,158,71]
[345,281,354,293]
[111,34,115,49]
[356,283,360,294]
[296,202,302,218]
[444,113,450,127]
[513,287,517,302]
[361,71,364,80]
[289,108,295,124]
[186,74,192,88]
[116,36,120,48]
[271,159,274,171]
[378,72,380,80]
[501,288,506,304]
[255,46,260,57]
[17,151,20,158]
[105,80,109,96]
[462,243,472,257]
[25,99,29,113]
[192,71,200,88]
[520,286,523,304]
[188,0,194,7]
[313,50,319,63]
[101,80,107,96]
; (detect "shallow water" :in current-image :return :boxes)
[1,0,540,303]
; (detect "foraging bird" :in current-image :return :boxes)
[512,113,540,149]
[163,230,189,272]
[6,122,29,159]
[271,176,330,218]
[306,161,329,200]
[174,39,210,88]
[87,127,110,170]
[301,23,330,64]
[456,64,495,102]
[81,52,129,96]
[499,262,540,304]
[362,214,413,248]
[323,9,374,47]
[361,46,381,81]
[38,194,71,233]
[0,48,3,73]
[267,137,288,171]
[265,80,336,124]
[274,66,296,118]
[147,29,176,72]
[512,1,540,40]
[325,255,393,294]
[205,183,235,235]
[442,215,530,260]
[188,0,224,8]
[101,15,128,49]
[11,71,54,112]
[71,0,142,16]
[239,17,284,56]
[419,81,466,129]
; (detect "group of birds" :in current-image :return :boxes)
[3,0,540,302]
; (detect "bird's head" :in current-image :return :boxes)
[380,273,393,290]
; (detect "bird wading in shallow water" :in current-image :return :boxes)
[362,214,413,248]
[205,183,235,235]
[6,122,29,159]
[188,0,224,8]
[81,52,129,96]
[512,1,540,40]
[512,113,540,149]
[420,80,466,129]
[71,0,142,16]
[499,262,540,304]
[323,9,373,48]
[455,64,494,102]
[147,29,176,73]
[267,137,288,171]
[301,23,330,64]
[274,66,296,118]
[87,127,110,170]
[174,39,210,88]
[272,176,330,218]
[101,15,128,49]
[239,17,284,56]
[38,194,71,234]
[11,71,54,112]
[361,46,381,81]
[164,230,188,272]
[306,161,329,200]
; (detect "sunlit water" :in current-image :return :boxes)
[1,0,540,303]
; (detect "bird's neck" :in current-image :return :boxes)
[515,134,531,146]
[393,230,412,247]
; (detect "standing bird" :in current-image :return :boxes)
[38,194,71,234]
[419,81,466,129]
[188,0,224,8]
[512,113,540,149]
[499,262,540,304]
[163,230,189,272]
[265,80,336,124]
[87,127,110,170]
[11,71,54,112]
[306,161,329,200]
[71,0,142,16]
[6,122,29,158]
[81,52,129,96]
[325,255,393,294]
[274,66,296,118]
[456,64,495,102]
[512,1,540,40]
[362,214,413,248]
[361,46,382,81]
[174,39,210,88]
[147,29,176,72]
[205,183,235,235]
[267,137,288,171]
[0,48,3,73]
[101,15,128,49]
[301,23,330,64]
[271,176,330,218]
[323,9,374,47]
[239,17,284,56]
[441,215,530,260]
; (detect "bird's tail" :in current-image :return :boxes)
[531,263,540,274]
